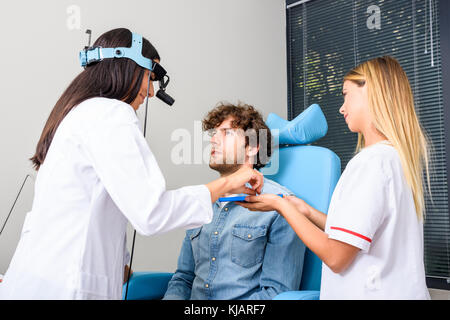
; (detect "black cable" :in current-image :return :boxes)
[124,71,151,300]
[0,174,33,237]
[124,228,137,300]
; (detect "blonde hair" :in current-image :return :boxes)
[344,56,432,221]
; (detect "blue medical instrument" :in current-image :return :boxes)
[218,193,285,202]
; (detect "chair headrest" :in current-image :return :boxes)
[266,104,328,145]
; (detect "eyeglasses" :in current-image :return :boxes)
[207,127,240,138]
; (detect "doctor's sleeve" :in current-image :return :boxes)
[83,121,213,236]
[326,157,391,252]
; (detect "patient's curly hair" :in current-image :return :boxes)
[202,101,272,170]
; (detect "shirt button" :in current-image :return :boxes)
[224,207,229,211]
[214,231,218,235]
[248,234,252,239]
[205,284,209,288]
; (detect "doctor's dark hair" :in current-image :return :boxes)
[30,28,160,170]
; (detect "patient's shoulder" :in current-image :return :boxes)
[261,178,293,196]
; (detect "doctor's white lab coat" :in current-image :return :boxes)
[0,97,213,299]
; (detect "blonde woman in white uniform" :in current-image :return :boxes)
[0,28,263,300]
[238,56,431,299]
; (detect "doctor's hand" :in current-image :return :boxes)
[206,167,264,203]
[123,265,133,284]
[226,166,264,195]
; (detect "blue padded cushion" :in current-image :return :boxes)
[262,146,341,291]
[273,290,320,300]
[122,272,173,300]
[266,104,327,145]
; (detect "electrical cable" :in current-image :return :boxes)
[0,174,34,237]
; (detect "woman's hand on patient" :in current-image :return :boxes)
[285,196,327,230]
[284,196,312,217]
[236,194,313,218]
[236,193,286,212]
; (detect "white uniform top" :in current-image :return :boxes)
[0,97,213,300]
[320,141,430,300]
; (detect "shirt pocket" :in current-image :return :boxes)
[231,225,268,268]
[188,227,202,264]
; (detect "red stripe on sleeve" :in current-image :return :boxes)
[330,226,372,243]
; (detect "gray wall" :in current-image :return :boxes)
[0,0,287,274]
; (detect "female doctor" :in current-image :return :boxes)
[0,28,263,299]
[238,56,431,299]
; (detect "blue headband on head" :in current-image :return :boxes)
[78,31,174,105]
[79,32,154,71]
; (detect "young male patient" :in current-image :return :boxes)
[163,102,306,300]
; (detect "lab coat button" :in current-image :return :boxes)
[212,257,216,261]
[248,234,252,239]
[224,207,229,211]
[205,283,209,288]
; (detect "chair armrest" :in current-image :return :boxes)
[273,290,320,300]
[122,271,173,300]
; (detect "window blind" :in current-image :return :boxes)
[286,0,449,287]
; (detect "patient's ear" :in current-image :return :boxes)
[246,145,259,164]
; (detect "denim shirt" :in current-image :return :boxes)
[163,178,306,300]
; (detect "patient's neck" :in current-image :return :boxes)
[218,163,253,196]
[218,163,252,177]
